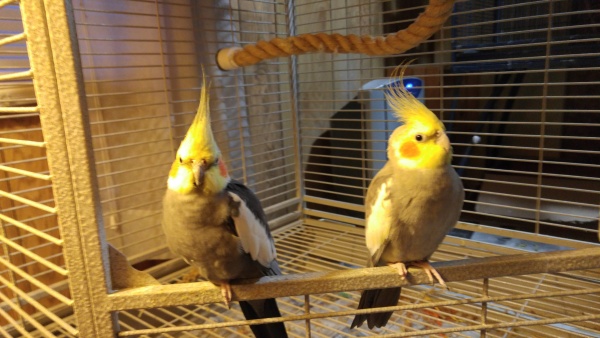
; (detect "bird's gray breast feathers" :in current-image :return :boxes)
[366,164,463,265]
[162,182,278,282]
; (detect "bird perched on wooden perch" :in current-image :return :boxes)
[162,79,288,338]
[351,67,464,329]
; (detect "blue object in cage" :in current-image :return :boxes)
[360,77,424,174]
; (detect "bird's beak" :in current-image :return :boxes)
[437,131,451,153]
[192,160,205,188]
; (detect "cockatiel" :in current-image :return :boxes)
[162,82,288,338]
[351,73,464,329]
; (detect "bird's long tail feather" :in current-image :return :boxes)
[240,298,288,338]
[351,287,401,329]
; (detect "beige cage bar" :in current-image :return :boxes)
[1,0,599,337]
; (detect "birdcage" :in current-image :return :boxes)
[1,0,599,337]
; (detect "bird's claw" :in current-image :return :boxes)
[180,266,201,283]
[388,262,408,279]
[221,283,232,308]
[411,260,446,288]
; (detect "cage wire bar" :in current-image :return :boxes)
[0,0,599,337]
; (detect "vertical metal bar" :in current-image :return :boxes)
[534,0,554,235]
[21,0,117,336]
[480,278,488,338]
[304,294,311,338]
[285,0,304,211]
[359,1,369,199]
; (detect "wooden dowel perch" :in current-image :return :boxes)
[217,0,456,70]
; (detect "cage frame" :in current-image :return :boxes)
[2,0,600,336]
[18,0,115,336]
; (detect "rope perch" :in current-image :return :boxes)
[217,0,456,70]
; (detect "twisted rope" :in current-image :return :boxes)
[217,0,456,70]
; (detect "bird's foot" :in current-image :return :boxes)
[179,266,201,283]
[411,260,446,288]
[221,282,232,308]
[388,262,408,279]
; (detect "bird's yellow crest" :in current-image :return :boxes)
[168,77,229,194]
[176,83,220,161]
[385,65,444,131]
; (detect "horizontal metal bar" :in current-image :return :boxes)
[0,288,54,337]
[269,211,302,230]
[93,137,172,153]
[0,305,31,337]
[304,195,364,213]
[0,250,73,306]
[0,32,26,47]
[0,137,45,147]
[0,213,63,246]
[3,155,51,169]
[0,325,11,337]
[454,222,596,250]
[0,164,51,181]
[116,281,600,336]
[95,149,171,166]
[0,127,41,137]
[101,199,161,218]
[0,275,77,336]
[263,197,301,215]
[0,106,39,114]
[379,314,600,338]
[0,189,56,214]
[304,208,364,227]
[0,235,68,276]
[0,70,33,81]
[100,185,164,204]
[0,197,54,216]
[107,247,600,311]
[0,0,18,8]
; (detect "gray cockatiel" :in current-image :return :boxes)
[162,82,288,338]
[351,75,464,329]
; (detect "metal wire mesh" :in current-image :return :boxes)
[72,0,299,266]
[52,221,599,337]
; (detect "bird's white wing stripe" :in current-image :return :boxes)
[228,192,276,267]
[365,180,392,257]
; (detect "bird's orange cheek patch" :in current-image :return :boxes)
[218,160,228,177]
[400,141,420,158]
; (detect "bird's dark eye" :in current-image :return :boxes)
[179,157,183,163]
[415,134,424,142]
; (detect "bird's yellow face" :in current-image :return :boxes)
[168,153,229,195]
[388,121,452,170]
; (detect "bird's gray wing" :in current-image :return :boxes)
[364,164,396,266]
[226,180,277,271]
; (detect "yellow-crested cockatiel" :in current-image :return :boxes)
[351,71,464,329]
[162,81,288,338]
